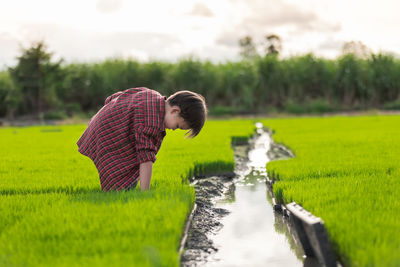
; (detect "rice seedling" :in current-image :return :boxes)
[0,120,255,266]
[263,115,400,266]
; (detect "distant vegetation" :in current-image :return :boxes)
[0,41,399,120]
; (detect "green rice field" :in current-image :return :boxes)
[1,115,399,266]
[264,115,400,267]
[0,120,255,266]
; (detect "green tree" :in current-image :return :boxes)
[0,72,14,117]
[342,40,370,59]
[8,41,63,119]
[264,34,282,56]
[239,36,259,59]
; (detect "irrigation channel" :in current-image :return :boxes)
[180,123,321,267]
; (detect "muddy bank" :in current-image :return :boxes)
[180,176,232,265]
[267,139,294,161]
[180,146,248,266]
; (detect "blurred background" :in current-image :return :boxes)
[1,0,400,122]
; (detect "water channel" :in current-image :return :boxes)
[181,123,320,267]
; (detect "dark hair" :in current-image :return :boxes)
[167,90,207,138]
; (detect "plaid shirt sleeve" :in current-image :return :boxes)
[133,89,166,164]
[135,126,158,163]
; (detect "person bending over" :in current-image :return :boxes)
[77,87,207,191]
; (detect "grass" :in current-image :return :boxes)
[263,115,400,267]
[0,120,255,266]
[3,114,399,266]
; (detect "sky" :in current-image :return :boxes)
[1,0,400,68]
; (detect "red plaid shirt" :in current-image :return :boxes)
[77,87,166,191]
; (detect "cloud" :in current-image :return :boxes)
[186,3,214,17]
[1,23,183,66]
[216,0,341,48]
[0,33,21,68]
[317,38,344,51]
[96,0,124,14]
[215,31,240,48]
[243,4,318,29]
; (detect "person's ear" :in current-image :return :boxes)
[172,106,181,114]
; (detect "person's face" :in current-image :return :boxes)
[164,106,190,131]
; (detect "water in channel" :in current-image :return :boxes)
[205,124,307,267]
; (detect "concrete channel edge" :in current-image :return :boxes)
[266,174,342,267]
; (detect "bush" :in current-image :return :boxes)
[43,110,68,120]
[284,100,306,114]
[4,49,400,118]
[209,106,237,116]
[285,98,335,114]
[0,72,13,117]
[307,98,334,113]
[63,102,83,117]
[382,99,400,110]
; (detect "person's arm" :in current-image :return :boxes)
[139,161,153,191]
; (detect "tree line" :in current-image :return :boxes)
[0,41,400,120]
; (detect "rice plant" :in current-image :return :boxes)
[0,120,255,266]
[264,115,400,267]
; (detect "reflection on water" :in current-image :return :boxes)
[273,210,304,260]
[206,126,317,267]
